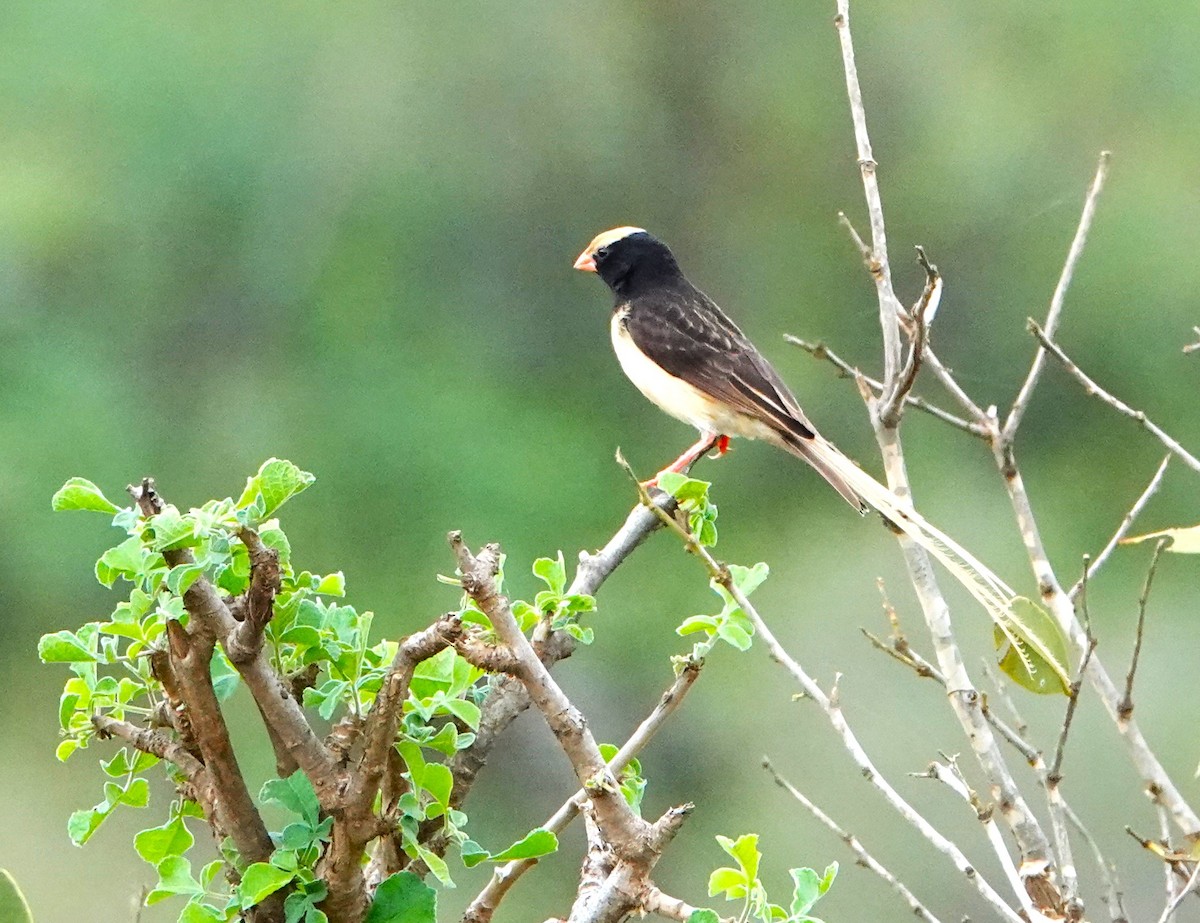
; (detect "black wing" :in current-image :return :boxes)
[621,286,818,441]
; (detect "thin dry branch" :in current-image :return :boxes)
[1118,538,1169,726]
[865,604,1127,922]
[91,714,209,788]
[763,758,942,923]
[879,248,939,426]
[990,422,1200,837]
[830,0,1056,906]
[640,494,1023,923]
[917,758,1051,922]
[1070,455,1171,599]
[447,491,679,811]
[451,531,692,923]
[463,662,702,923]
[834,0,904,382]
[226,528,281,664]
[638,886,710,922]
[1029,321,1200,475]
[451,533,649,855]
[1046,634,1098,918]
[1005,152,1112,439]
[784,335,985,435]
[1156,861,1200,923]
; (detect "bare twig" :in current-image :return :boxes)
[452,532,692,923]
[983,406,1200,838]
[764,758,942,923]
[1049,634,1097,782]
[1071,809,1129,923]
[879,248,939,426]
[639,886,711,922]
[865,604,1127,922]
[226,528,281,664]
[785,334,985,436]
[981,661,1030,739]
[916,757,1051,922]
[1156,861,1200,923]
[91,715,209,788]
[640,493,1023,922]
[1005,152,1112,439]
[1046,634,1098,918]
[1070,456,1171,599]
[832,0,1055,904]
[1118,538,1169,726]
[447,491,679,812]
[834,0,904,384]
[450,533,648,854]
[463,662,702,923]
[1029,321,1200,475]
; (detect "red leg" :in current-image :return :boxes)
[644,432,721,488]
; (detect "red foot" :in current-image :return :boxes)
[715,435,730,455]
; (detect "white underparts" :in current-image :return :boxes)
[610,310,775,441]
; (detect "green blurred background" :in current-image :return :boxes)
[3,1,1199,920]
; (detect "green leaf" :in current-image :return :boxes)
[459,840,490,868]
[419,763,453,809]
[238,862,295,908]
[166,563,205,596]
[790,863,837,916]
[39,629,96,663]
[315,572,346,596]
[559,622,594,645]
[717,833,761,882]
[261,771,321,827]
[95,536,150,588]
[532,552,567,595]
[364,871,437,923]
[180,902,226,923]
[118,777,150,808]
[135,817,195,866]
[147,856,204,904]
[995,597,1071,695]
[68,806,107,846]
[707,866,748,899]
[687,912,720,923]
[488,828,558,862]
[147,507,198,551]
[716,621,753,651]
[237,458,316,520]
[415,845,452,887]
[657,472,710,504]
[676,615,719,637]
[211,654,241,703]
[101,749,132,777]
[0,869,33,923]
[440,697,481,730]
[421,723,463,757]
[52,477,120,514]
[729,562,770,597]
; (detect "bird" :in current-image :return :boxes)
[572,225,1032,654]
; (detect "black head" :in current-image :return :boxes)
[574,226,686,298]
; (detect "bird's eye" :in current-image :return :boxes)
[594,245,610,260]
